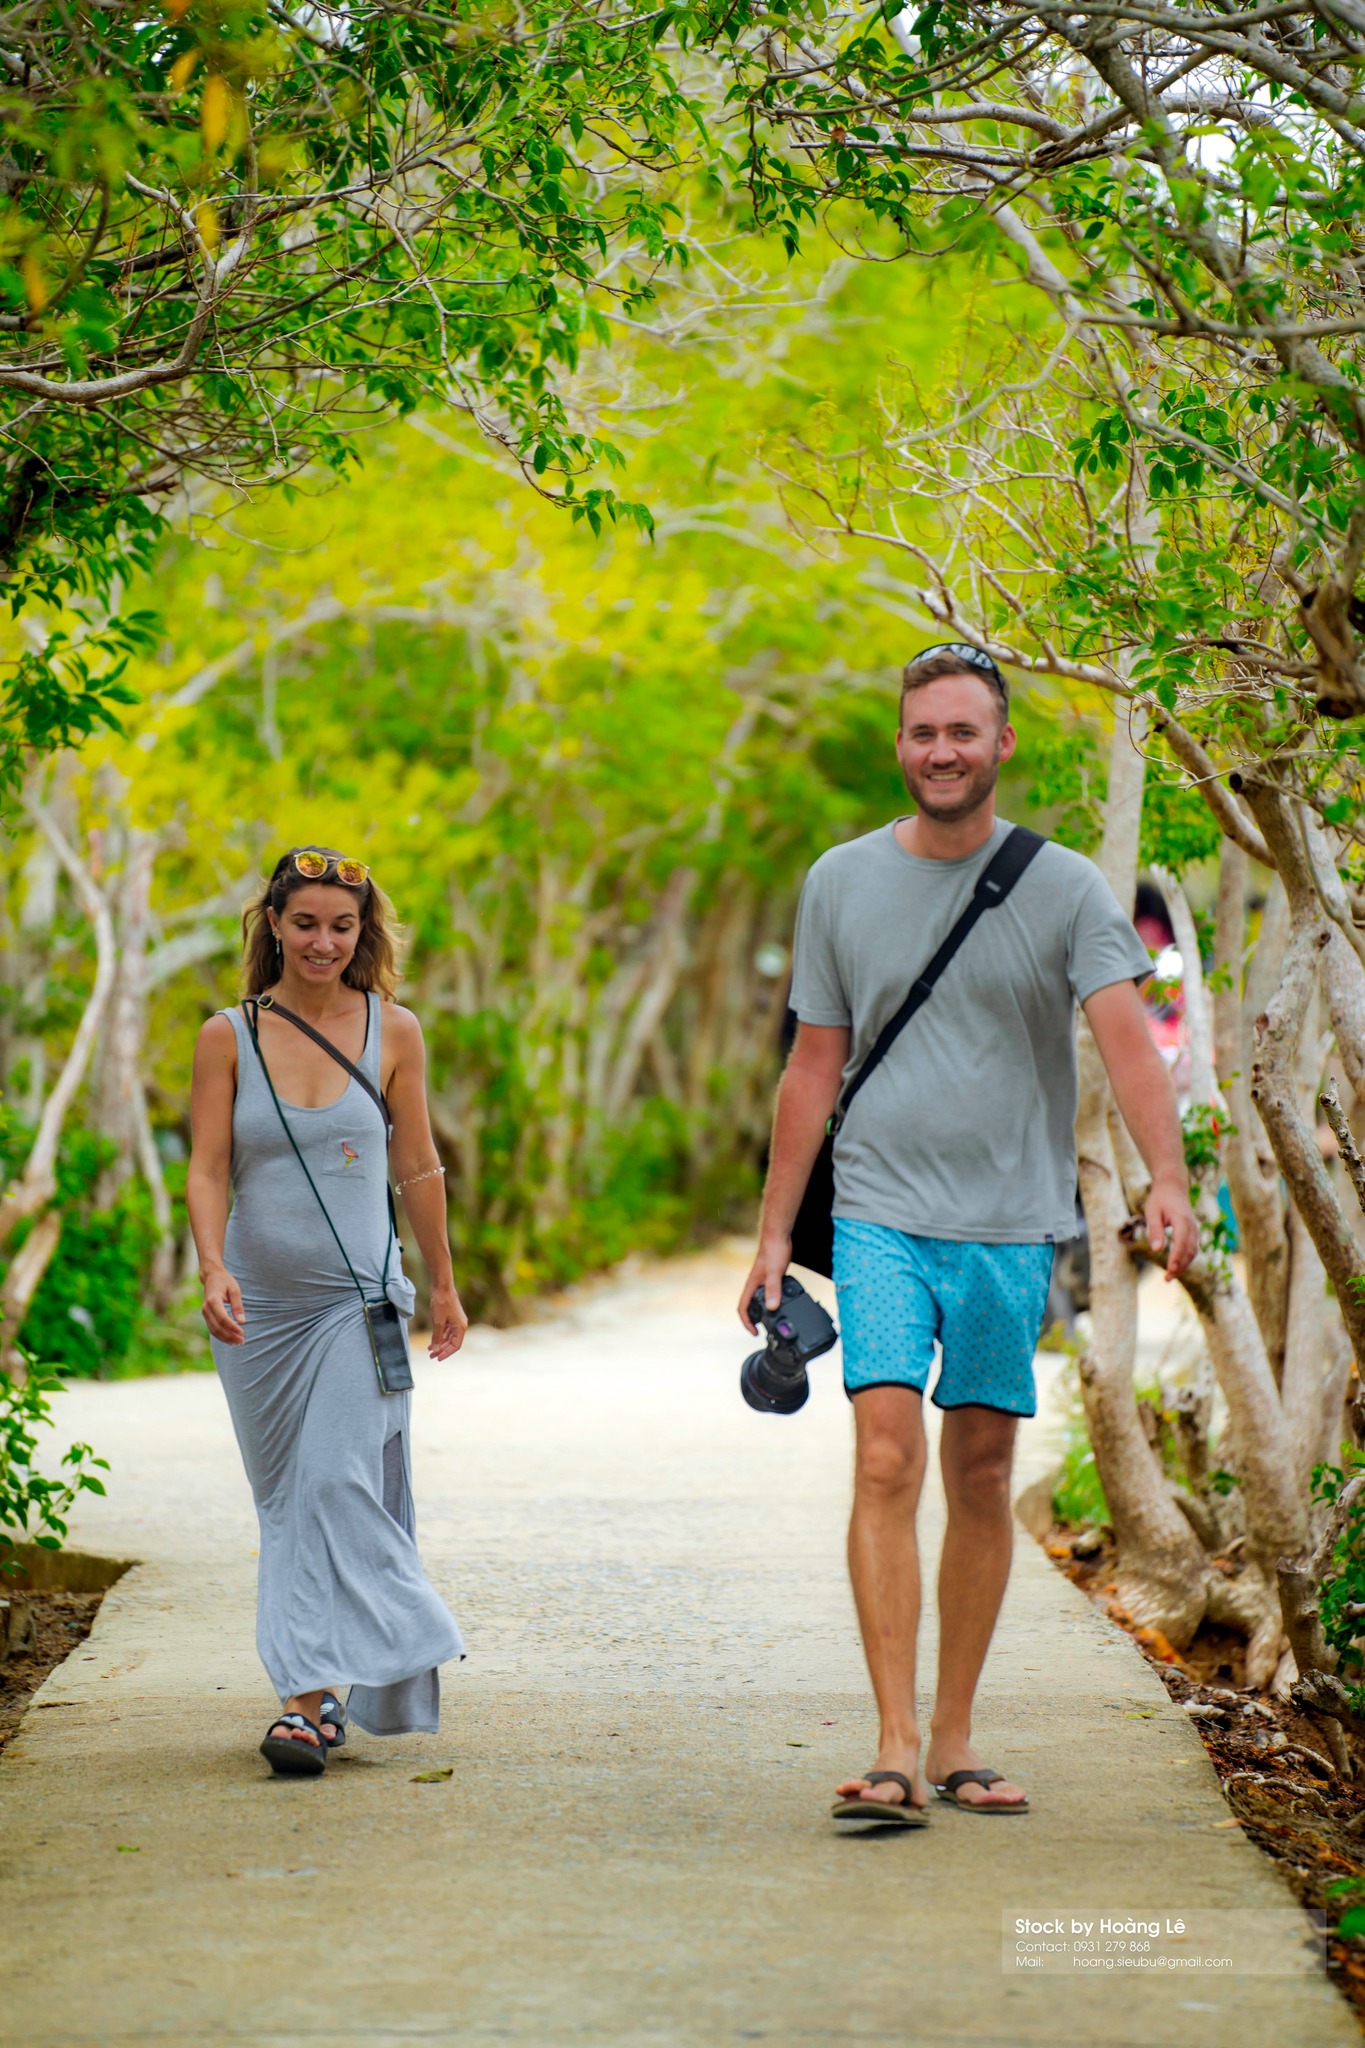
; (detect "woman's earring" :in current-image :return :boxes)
[274,935,283,968]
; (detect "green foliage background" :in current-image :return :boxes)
[2,218,1186,1368]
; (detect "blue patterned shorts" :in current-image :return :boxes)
[833,1218,1053,1416]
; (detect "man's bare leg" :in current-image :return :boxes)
[833,1385,931,1811]
[924,1404,1027,1809]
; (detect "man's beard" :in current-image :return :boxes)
[902,755,1001,824]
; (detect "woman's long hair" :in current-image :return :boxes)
[241,847,405,1000]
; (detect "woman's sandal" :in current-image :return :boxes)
[932,1767,1028,1814]
[259,1712,328,1777]
[831,1770,929,1827]
[318,1691,346,1751]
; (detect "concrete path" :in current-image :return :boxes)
[0,1247,1353,2047]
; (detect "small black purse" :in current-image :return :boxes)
[360,1297,414,1396]
[244,1001,414,1395]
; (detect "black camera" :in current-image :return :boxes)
[740,1275,838,1415]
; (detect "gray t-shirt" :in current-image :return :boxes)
[790,819,1151,1244]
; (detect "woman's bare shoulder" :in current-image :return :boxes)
[196,1011,239,1060]
[382,1002,425,1049]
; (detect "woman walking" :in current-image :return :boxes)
[188,846,466,1774]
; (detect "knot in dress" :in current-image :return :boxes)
[212,995,463,1735]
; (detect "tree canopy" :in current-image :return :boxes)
[1,0,716,788]
[11,4,1365,785]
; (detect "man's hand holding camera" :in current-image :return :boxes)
[738,1233,793,1334]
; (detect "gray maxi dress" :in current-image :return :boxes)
[211,995,463,1735]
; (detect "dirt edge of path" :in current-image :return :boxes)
[0,1587,108,1756]
[1036,1522,1365,2036]
[0,1543,133,1761]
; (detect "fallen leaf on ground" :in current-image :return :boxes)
[411,1767,454,1782]
[116,1844,140,1853]
[1212,1818,1243,1829]
[1132,1624,1184,1664]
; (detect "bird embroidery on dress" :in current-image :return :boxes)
[340,1140,360,1170]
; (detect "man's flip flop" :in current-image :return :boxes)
[831,1770,929,1826]
[933,1768,1027,1814]
[260,1712,328,1777]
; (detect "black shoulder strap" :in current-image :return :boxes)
[243,1000,395,1305]
[834,826,1046,1131]
[253,994,390,1136]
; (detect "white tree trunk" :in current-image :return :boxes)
[8,831,60,1120]
[1074,714,1211,1643]
[0,1210,63,1372]
[1077,1020,1212,1643]
[1213,846,1290,1379]
[603,870,695,1122]
[94,829,156,1202]
[0,802,118,1298]
[1281,1199,1332,1483]
[1252,920,1365,1371]
[1156,866,1308,1590]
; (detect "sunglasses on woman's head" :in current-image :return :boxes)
[290,849,369,887]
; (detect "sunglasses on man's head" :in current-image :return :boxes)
[289,849,369,887]
[914,642,1007,688]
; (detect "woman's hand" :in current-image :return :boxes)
[201,1265,247,1345]
[427,1278,469,1361]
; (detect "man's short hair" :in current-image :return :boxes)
[900,642,1009,724]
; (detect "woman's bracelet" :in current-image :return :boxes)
[395,1164,446,1193]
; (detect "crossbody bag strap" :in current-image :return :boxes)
[254,994,391,1136]
[243,1001,394,1306]
[833,825,1047,1132]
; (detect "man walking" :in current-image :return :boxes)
[739,644,1197,1821]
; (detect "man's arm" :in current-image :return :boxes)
[1082,979,1199,1280]
[738,1021,850,1331]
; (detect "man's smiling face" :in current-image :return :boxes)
[895,671,1016,825]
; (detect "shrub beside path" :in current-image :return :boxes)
[0,1246,1353,2047]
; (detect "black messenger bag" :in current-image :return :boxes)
[788,826,1046,1278]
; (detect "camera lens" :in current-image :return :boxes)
[740,1349,809,1415]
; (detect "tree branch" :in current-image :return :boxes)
[1322,1079,1365,1222]
[0,798,116,1257]
[1251,919,1365,1369]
